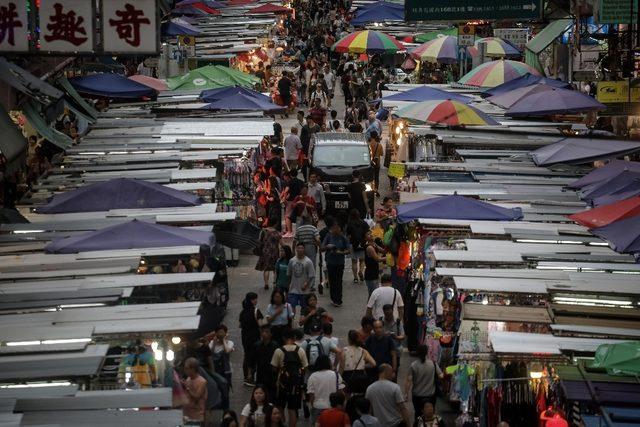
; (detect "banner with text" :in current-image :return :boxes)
[405,0,542,21]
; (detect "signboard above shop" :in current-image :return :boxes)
[405,0,543,21]
[0,0,159,54]
[599,0,638,23]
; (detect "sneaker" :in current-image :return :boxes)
[243,380,255,387]
[331,301,342,307]
[353,278,359,284]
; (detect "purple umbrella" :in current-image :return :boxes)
[592,215,640,253]
[531,138,640,167]
[592,179,640,207]
[483,73,571,97]
[45,219,215,254]
[177,0,226,8]
[486,83,555,109]
[381,86,472,104]
[397,194,523,223]
[568,160,640,189]
[582,170,640,202]
[38,178,201,213]
[506,87,606,117]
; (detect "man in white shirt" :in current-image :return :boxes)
[324,66,336,105]
[366,273,404,321]
[307,355,345,422]
[284,126,302,171]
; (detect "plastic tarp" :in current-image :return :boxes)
[161,19,201,36]
[397,194,523,223]
[569,196,640,228]
[0,57,63,105]
[200,86,282,111]
[0,103,27,174]
[530,138,640,166]
[38,178,201,213]
[581,170,640,202]
[247,3,292,13]
[200,85,271,102]
[57,77,99,122]
[591,179,640,207]
[45,219,215,254]
[568,160,640,189]
[167,65,260,91]
[69,73,157,99]
[352,1,404,25]
[591,342,640,376]
[592,216,640,253]
[483,73,570,97]
[505,87,606,117]
[414,28,457,43]
[382,86,472,104]
[22,102,74,150]
[177,0,225,8]
[525,19,573,73]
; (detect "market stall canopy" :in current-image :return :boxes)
[45,219,215,254]
[592,216,640,253]
[382,86,471,103]
[415,28,457,43]
[505,87,606,117]
[128,75,169,92]
[352,1,404,26]
[161,18,202,36]
[581,170,640,203]
[530,138,640,166]
[458,59,542,88]
[525,18,573,74]
[332,30,404,54]
[591,342,640,376]
[38,178,201,214]
[589,177,640,207]
[0,57,63,105]
[397,194,523,222]
[568,160,640,189]
[569,196,640,228]
[474,37,520,57]
[394,99,499,126]
[486,83,555,109]
[69,74,157,99]
[0,208,28,224]
[200,85,271,103]
[410,36,457,64]
[0,103,27,175]
[200,85,282,111]
[167,65,260,91]
[213,219,261,249]
[176,0,226,7]
[483,73,570,97]
[247,3,292,13]
[173,1,221,14]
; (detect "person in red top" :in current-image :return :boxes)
[540,407,569,427]
[315,392,350,427]
[290,185,317,225]
[309,98,327,126]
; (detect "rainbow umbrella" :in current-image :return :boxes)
[332,30,404,54]
[410,35,457,64]
[394,99,499,126]
[474,37,520,57]
[458,59,541,88]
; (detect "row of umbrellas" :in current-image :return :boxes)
[410,36,520,64]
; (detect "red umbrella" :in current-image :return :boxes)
[128,75,168,92]
[568,196,640,228]
[248,3,292,13]
[402,35,414,43]
[188,2,221,13]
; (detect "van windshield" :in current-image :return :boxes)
[313,145,370,167]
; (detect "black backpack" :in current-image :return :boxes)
[305,336,326,371]
[278,346,304,391]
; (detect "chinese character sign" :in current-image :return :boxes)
[39,0,94,52]
[0,0,28,52]
[102,0,157,54]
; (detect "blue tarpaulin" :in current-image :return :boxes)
[352,1,404,25]
[381,86,472,103]
[569,160,640,189]
[582,170,640,202]
[592,215,640,253]
[200,86,282,111]
[69,73,157,99]
[483,73,570,97]
[530,138,640,166]
[397,194,523,222]
[505,86,606,117]
[38,178,201,213]
[162,19,201,36]
[45,219,215,254]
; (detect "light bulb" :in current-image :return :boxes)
[171,336,181,345]
[154,349,163,361]
[166,350,175,361]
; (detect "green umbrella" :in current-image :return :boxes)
[167,65,260,91]
[590,341,640,376]
[414,28,457,43]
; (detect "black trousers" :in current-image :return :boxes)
[373,165,381,191]
[327,263,344,305]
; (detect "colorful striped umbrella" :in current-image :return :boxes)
[394,99,499,126]
[332,30,404,54]
[458,59,541,88]
[410,35,457,64]
[474,37,520,57]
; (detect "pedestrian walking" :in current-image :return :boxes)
[321,222,351,307]
[265,289,294,345]
[365,365,411,427]
[366,274,404,322]
[255,222,282,290]
[287,242,316,312]
[239,292,264,387]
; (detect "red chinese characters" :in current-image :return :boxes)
[0,2,22,46]
[108,3,150,47]
[43,3,88,46]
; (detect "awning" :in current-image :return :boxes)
[526,19,573,54]
[0,103,27,175]
[22,102,74,150]
[0,58,63,105]
[57,77,99,122]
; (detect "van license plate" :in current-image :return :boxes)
[335,201,349,209]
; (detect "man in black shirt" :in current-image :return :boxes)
[300,115,320,179]
[347,170,370,219]
[251,325,279,394]
[278,72,292,114]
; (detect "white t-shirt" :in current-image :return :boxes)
[367,286,404,320]
[284,134,302,160]
[241,403,266,427]
[307,370,345,409]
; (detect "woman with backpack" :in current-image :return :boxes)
[345,209,370,284]
[239,292,264,387]
[339,330,376,396]
[298,294,330,335]
[240,386,274,427]
[265,289,294,345]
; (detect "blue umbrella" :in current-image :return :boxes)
[531,138,640,167]
[200,85,271,103]
[177,0,226,7]
[592,215,640,253]
[381,86,472,103]
[352,1,404,25]
[69,73,157,99]
[483,73,571,97]
[506,86,606,117]
[161,19,201,36]
[582,170,640,202]
[569,160,640,189]
[200,86,282,112]
[397,194,523,223]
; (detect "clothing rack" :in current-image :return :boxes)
[481,376,545,383]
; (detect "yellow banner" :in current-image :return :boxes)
[388,162,406,179]
[597,80,640,103]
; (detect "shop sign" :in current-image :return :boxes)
[458,24,475,47]
[405,0,542,22]
[596,80,640,103]
[102,0,158,54]
[388,162,406,179]
[599,0,638,23]
[493,28,529,50]
[39,0,95,53]
[0,0,29,53]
